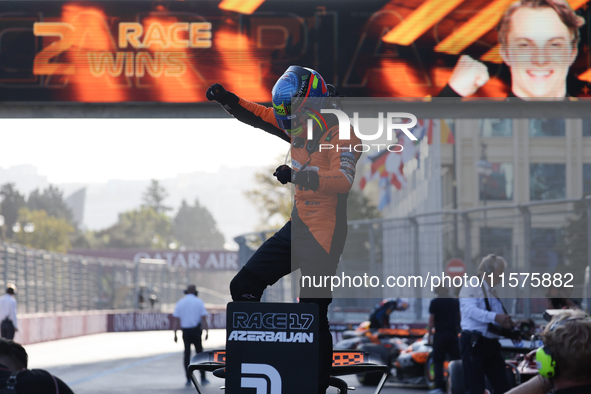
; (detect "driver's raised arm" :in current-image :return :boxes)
[206,83,290,143]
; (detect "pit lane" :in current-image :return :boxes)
[25,330,424,394]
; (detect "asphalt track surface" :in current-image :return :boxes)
[25,330,425,394]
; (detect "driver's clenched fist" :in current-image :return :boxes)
[448,55,490,97]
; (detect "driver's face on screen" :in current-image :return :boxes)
[502,7,577,98]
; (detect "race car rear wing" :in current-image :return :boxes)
[188,349,389,394]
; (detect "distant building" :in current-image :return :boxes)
[438,119,591,276]
[354,120,591,304]
[441,119,591,210]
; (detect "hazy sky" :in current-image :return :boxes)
[1,119,288,184]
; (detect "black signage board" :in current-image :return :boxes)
[226,302,318,394]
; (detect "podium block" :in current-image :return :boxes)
[226,302,319,394]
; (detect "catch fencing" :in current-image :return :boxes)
[6,196,588,320]
[0,244,233,314]
[235,197,591,321]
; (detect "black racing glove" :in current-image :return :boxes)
[206,83,227,102]
[273,165,319,191]
[205,83,239,109]
[273,165,292,185]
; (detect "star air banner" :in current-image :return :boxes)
[0,0,590,102]
[226,302,319,394]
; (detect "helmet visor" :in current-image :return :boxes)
[275,106,307,135]
[275,114,293,130]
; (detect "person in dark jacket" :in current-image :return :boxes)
[0,338,74,393]
[427,285,461,394]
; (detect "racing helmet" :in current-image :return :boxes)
[271,65,329,134]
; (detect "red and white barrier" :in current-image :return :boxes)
[14,311,109,345]
[13,309,226,345]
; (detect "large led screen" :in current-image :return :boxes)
[0,0,590,102]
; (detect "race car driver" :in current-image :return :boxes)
[206,65,362,394]
[368,298,410,329]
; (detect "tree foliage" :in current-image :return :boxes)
[91,182,225,250]
[1,183,78,250]
[3,180,226,252]
[95,206,172,248]
[0,183,26,239]
[173,199,225,249]
[244,164,293,227]
[142,179,171,214]
[15,208,74,252]
[91,180,175,248]
[346,188,382,221]
[28,185,75,226]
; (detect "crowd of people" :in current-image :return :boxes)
[423,253,589,394]
[359,251,588,394]
[1,257,587,394]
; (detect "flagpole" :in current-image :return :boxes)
[452,125,459,257]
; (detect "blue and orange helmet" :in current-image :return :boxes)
[271,65,329,134]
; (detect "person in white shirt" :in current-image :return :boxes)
[459,254,514,394]
[172,285,209,387]
[0,285,18,340]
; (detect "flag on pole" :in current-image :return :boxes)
[440,119,455,144]
[385,150,406,190]
[377,176,391,211]
[400,131,416,164]
[413,119,430,141]
[410,119,431,169]
[359,150,389,190]
[428,119,455,144]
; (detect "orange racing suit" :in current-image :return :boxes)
[237,97,362,255]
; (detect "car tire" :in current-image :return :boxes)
[447,360,464,394]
